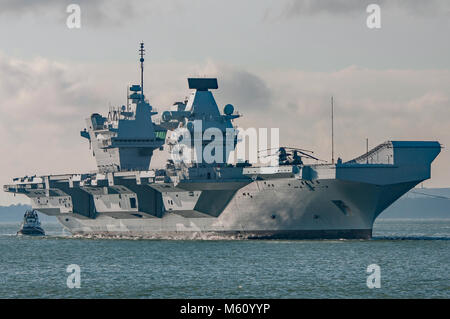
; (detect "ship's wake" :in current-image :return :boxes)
[69,231,252,241]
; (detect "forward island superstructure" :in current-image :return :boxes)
[3,43,442,239]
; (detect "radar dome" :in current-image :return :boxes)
[224,104,234,115]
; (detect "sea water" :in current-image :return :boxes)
[0,219,448,298]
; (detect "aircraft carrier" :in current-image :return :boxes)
[3,43,442,239]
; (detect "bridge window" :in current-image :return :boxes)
[129,197,137,208]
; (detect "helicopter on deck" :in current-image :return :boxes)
[259,147,326,166]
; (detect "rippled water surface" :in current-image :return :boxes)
[0,219,449,298]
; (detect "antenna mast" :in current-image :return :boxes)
[331,96,334,164]
[366,138,369,164]
[139,42,145,100]
[127,85,130,111]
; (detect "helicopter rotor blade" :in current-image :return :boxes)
[257,147,281,153]
[258,147,314,153]
[283,147,314,153]
[258,148,328,162]
[299,152,320,161]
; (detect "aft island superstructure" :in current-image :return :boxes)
[3,43,441,239]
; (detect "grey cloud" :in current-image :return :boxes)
[1,0,78,17]
[0,0,178,26]
[0,54,103,140]
[276,0,450,19]
[0,0,61,13]
[197,63,273,112]
[219,69,272,111]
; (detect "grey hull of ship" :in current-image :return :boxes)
[55,178,415,239]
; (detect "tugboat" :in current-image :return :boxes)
[17,210,45,236]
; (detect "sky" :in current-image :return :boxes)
[0,0,449,205]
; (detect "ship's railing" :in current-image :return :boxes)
[346,141,393,164]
